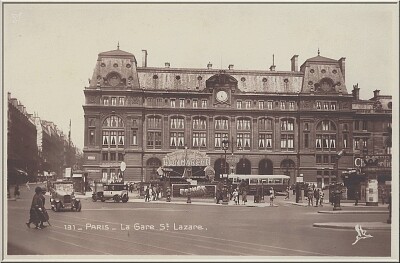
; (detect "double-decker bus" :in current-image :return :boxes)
[227,174,290,195]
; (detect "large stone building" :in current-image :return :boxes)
[82,47,392,196]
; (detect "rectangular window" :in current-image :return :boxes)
[118,153,124,161]
[330,155,336,164]
[200,133,207,147]
[280,135,287,149]
[192,133,199,147]
[244,133,251,149]
[343,134,348,148]
[280,101,286,110]
[202,100,207,108]
[170,132,177,147]
[258,101,264,109]
[288,135,294,149]
[156,98,163,106]
[118,97,125,106]
[102,152,108,161]
[330,135,336,149]
[323,155,329,164]
[179,98,185,108]
[354,139,360,150]
[89,129,95,145]
[192,99,198,108]
[110,152,116,161]
[258,134,272,149]
[111,97,117,106]
[170,99,176,108]
[110,131,117,147]
[289,101,295,110]
[355,121,360,130]
[237,100,242,109]
[316,135,322,149]
[215,133,228,148]
[118,131,124,146]
[103,97,109,106]
[323,102,329,110]
[155,132,162,148]
[110,169,116,180]
[245,101,251,109]
[362,121,368,130]
[178,132,184,147]
[147,132,154,148]
[131,129,138,145]
[363,138,368,148]
[237,133,244,148]
[316,101,321,110]
[102,131,109,147]
[331,102,336,110]
[304,133,309,148]
[147,98,153,106]
[316,155,322,164]
[267,101,273,110]
[281,120,294,131]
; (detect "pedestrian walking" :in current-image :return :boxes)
[232,188,239,205]
[381,189,387,205]
[14,184,20,199]
[285,186,290,200]
[319,190,324,206]
[145,187,150,202]
[354,190,359,206]
[242,189,247,205]
[314,188,320,207]
[307,187,314,206]
[269,187,275,206]
[26,181,30,191]
[26,187,48,229]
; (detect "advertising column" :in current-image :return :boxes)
[366,178,378,206]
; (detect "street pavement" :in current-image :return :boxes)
[5,183,393,259]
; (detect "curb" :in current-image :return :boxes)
[313,222,391,230]
[318,210,389,214]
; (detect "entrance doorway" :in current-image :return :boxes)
[236,158,251,174]
[259,159,273,175]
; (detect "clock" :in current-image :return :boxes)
[216,90,228,102]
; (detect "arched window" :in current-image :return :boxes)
[147,115,162,149]
[214,117,229,149]
[258,118,273,150]
[192,116,207,148]
[280,118,295,151]
[237,117,252,150]
[102,116,125,148]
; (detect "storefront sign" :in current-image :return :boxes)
[163,149,210,167]
[87,156,96,160]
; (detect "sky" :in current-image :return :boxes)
[3,3,399,150]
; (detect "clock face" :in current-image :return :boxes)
[216,90,228,102]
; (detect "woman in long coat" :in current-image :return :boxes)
[26,187,46,229]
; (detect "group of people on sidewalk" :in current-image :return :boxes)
[144,185,162,202]
[306,186,324,207]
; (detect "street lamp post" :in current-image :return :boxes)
[222,137,229,205]
[333,149,346,211]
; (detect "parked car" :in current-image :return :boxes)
[101,183,129,203]
[50,181,82,212]
[92,181,104,202]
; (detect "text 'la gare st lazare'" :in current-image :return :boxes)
[82,223,207,231]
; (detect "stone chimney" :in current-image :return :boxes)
[339,57,346,81]
[207,62,212,69]
[352,83,360,100]
[269,65,276,71]
[228,64,234,70]
[165,62,170,68]
[141,50,148,67]
[291,55,299,72]
[373,89,380,98]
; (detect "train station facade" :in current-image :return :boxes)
[82,47,392,195]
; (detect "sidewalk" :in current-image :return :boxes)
[313,222,391,230]
[77,192,280,207]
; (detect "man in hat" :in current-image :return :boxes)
[26,187,47,229]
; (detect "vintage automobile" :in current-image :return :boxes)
[92,181,104,202]
[50,181,82,212]
[101,183,129,203]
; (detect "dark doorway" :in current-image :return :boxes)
[236,158,251,174]
[259,159,273,175]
